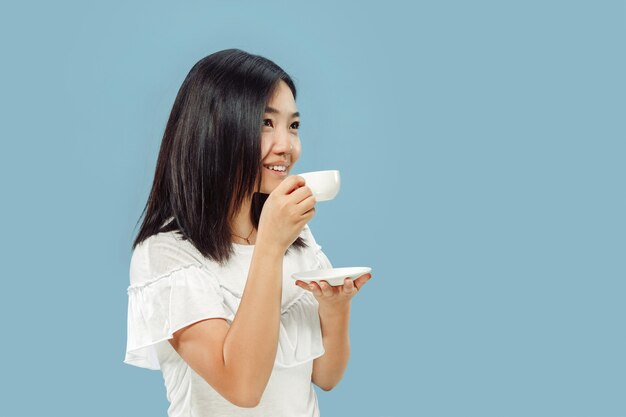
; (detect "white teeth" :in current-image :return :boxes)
[267,165,287,171]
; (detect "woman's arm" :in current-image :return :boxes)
[169,241,284,407]
[296,273,372,391]
[312,303,351,390]
[169,176,316,407]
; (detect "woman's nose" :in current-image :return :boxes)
[272,128,292,153]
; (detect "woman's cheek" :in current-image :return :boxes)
[292,138,302,160]
[260,135,271,160]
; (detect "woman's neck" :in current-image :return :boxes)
[230,197,257,245]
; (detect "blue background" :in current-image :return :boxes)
[1,1,624,416]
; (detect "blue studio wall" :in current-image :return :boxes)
[0,1,624,416]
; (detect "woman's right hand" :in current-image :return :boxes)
[257,175,316,252]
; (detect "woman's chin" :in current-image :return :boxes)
[260,178,286,194]
[260,186,278,194]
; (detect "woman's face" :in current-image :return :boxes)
[259,80,301,194]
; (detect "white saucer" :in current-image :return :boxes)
[292,267,372,286]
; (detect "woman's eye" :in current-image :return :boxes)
[263,119,273,128]
[291,121,300,130]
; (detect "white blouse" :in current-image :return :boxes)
[124,223,333,417]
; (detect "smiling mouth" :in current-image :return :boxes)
[263,164,289,173]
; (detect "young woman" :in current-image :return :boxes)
[124,48,372,417]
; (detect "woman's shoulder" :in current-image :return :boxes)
[130,230,208,287]
[300,223,322,249]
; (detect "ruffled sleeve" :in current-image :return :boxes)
[263,224,329,368]
[275,291,325,368]
[124,264,234,370]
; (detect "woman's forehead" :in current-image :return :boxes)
[266,81,298,115]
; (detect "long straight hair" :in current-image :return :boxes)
[132,49,307,266]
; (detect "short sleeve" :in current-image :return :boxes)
[124,264,234,370]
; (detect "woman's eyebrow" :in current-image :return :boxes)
[265,106,300,118]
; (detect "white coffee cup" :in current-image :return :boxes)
[297,170,341,201]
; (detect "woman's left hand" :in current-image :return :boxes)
[295,273,372,310]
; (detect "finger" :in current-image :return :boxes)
[289,185,314,205]
[298,194,317,217]
[278,175,306,195]
[353,273,372,290]
[343,277,358,295]
[308,282,322,297]
[295,280,310,291]
[301,208,316,224]
[318,281,334,297]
